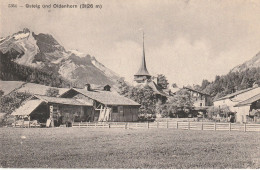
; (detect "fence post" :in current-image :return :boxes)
[79,121,81,128]
[229,122,231,131]
[147,121,149,129]
[201,122,203,130]
[214,122,216,131]
[95,122,97,128]
[157,121,159,128]
[125,123,127,129]
[188,121,190,130]
[167,120,169,129]
[244,123,246,132]
[28,116,31,128]
[109,123,111,128]
[176,121,178,129]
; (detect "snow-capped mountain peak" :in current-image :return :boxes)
[0,28,122,87]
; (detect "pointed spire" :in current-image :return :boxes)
[134,32,151,77]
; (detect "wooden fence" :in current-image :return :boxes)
[72,121,260,132]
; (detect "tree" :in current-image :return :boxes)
[207,106,232,122]
[157,74,169,89]
[155,100,168,118]
[116,80,158,121]
[46,88,59,97]
[199,67,260,98]
[128,85,157,116]
[171,83,178,88]
[193,85,201,91]
[116,79,129,96]
[201,79,210,89]
[0,90,4,97]
[165,89,194,118]
[0,91,32,114]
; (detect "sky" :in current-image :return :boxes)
[1,0,260,87]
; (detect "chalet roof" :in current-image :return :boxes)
[16,83,68,96]
[71,88,140,106]
[183,87,211,96]
[0,80,26,96]
[134,34,151,77]
[11,95,92,116]
[215,88,255,101]
[11,99,43,116]
[90,84,111,91]
[34,95,92,106]
[234,93,260,107]
[215,87,260,102]
[232,87,260,102]
[134,81,168,97]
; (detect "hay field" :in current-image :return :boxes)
[0,128,259,168]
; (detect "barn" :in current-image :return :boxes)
[11,95,93,127]
[11,84,140,127]
[234,93,260,123]
[60,84,140,122]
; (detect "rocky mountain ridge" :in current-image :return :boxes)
[0,28,122,87]
[231,51,260,72]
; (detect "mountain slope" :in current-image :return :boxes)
[0,28,122,87]
[199,51,260,100]
[231,51,260,72]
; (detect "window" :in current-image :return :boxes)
[112,106,118,113]
[200,103,202,106]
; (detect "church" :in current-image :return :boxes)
[133,34,168,104]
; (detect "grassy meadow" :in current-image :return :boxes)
[0,127,259,168]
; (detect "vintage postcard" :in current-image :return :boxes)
[0,0,260,169]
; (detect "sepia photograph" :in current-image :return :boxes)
[0,0,260,169]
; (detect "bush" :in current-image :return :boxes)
[207,106,233,122]
[46,88,59,97]
[138,113,155,122]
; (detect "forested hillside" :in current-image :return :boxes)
[0,51,71,88]
[198,67,260,100]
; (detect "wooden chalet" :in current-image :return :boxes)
[214,86,260,123]
[11,84,140,127]
[60,84,140,122]
[183,86,212,107]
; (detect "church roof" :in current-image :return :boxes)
[134,33,151,77]
[147,81,168,96]
[135,81,168,97]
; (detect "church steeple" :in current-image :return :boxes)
[134,32,151,83]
